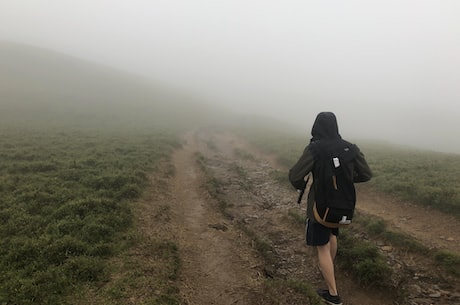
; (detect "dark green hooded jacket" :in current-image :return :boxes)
[288,112,372,219]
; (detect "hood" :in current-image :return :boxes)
[310,112,341,142]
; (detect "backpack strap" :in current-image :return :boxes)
[313,203,344,228]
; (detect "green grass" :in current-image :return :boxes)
[195,152,234,219]
[353,213,427,253]
[72,162,182,305]
[239,224,322,305]
[287,209,306,226]
[0,127,181,305]
[360,143,460,217]
[71,236,181,305]
[269,169,291,187]
[354,212,460,278]
[239,225,277,268]
[233,148,256,161]
[338,230,393,288]
[262,279,322,305]
[434,250,460,277]
[229,162,254,191]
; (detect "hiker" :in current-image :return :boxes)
[289,112,372,305]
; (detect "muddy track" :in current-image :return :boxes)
[165,129,459,305]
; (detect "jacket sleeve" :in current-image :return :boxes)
[353,146,372,183]
[289,145,314,190]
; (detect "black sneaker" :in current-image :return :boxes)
[317,289,343,305]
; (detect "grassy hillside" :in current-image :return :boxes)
[0,41,227,129]
[0,41,218,304]
[0,128,182,304]
[359,141,460,215]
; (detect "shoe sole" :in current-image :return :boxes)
[322,300,343,305]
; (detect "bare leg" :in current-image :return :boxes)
[317,236,338,296]
[329,234,337,261]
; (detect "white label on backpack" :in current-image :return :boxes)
[339,216,351,224]
[333,157,340,168]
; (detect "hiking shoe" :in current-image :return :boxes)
[317,289,343,305]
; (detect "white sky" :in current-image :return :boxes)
[1,0,459,151]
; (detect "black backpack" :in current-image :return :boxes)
[311,139,358,228]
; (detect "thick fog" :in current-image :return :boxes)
[1,1,459,152]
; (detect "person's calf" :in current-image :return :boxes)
[316,243,338,296]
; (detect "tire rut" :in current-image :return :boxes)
[169,132,262,305]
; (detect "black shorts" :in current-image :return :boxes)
[305,218,339,246]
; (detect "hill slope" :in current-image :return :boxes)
[0,41,223,129]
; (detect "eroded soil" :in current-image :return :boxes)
[169,132,263,305]
[155,129,459,305]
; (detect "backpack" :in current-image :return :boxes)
[311,139,358,228]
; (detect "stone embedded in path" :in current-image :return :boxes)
[208,223,228,231]
[381,245,393,252]
[410,298,434,305]
[429,292,441,298]
[408,284,422,295]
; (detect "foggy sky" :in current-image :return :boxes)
[1,1,459,152]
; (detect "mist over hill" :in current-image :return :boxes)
[1,41,458,155]
[0,41,235,129]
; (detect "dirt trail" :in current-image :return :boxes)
[169,132,262,305]
[163,129,459,305]
[205,131,394,305]
[356,185,460,253]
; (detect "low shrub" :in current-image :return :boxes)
[338,230,392,287]
[434,250,460,276]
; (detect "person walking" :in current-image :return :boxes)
[289,112,372,305]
